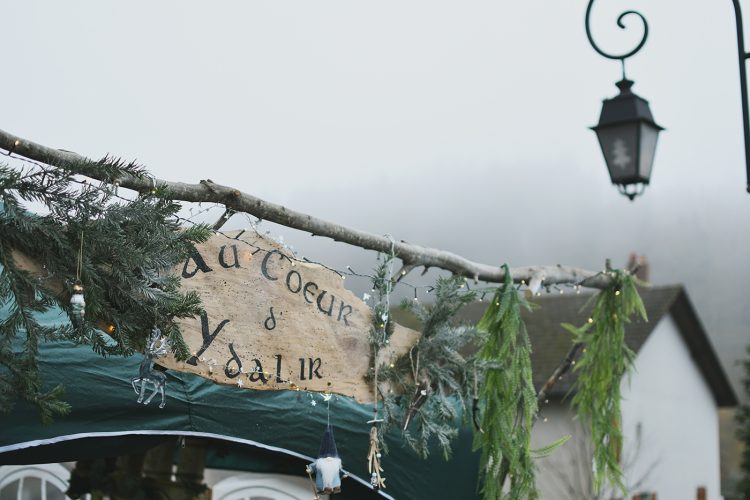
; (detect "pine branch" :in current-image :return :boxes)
[372,270,480,460]
[0,127,614,288]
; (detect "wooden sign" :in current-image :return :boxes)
[159,231,419,403]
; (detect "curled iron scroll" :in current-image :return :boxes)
[585,0,649,62]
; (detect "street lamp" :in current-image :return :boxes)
[592,78,664,200]
[585,0,750,197]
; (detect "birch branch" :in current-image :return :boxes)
[0,127,613,288]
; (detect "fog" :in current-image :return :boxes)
[4,1,749,395]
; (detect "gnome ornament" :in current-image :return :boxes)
[306,424,345,495]
[69,282,86,327]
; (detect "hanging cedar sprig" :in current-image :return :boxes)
[473,264,538,500]
[566,269,646,494]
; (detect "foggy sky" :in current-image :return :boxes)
[4,1,749,395]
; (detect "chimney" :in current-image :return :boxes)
[626,253,650,283]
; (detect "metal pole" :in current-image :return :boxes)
[732,0,750,192]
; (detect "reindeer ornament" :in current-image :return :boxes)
[131,326,171,408]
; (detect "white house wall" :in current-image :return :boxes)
[533,404,596,500]
[620,313,722,500]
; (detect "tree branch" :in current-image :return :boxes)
[536,342,584,405]
[0,127,613,287]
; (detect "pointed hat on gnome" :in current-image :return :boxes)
[317,423,339,459]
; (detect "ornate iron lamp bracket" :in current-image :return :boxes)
[586,0,750,193]
[585,0,648,79]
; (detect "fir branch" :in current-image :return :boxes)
[370,268,480,459]
[569,270,646,495]
[473,264,538,500]
[0,162,210,422]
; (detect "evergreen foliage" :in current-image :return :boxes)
[736,345,750,499]
[0,160,210,423]
[566,269,646,494]
[367,252,481,459]
[384,276,480,459]
[473,264,538,500]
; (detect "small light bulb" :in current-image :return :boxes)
[543,417,548,422]
[615,290,621,296]
[14,140,20,146]
[587,317,593,324]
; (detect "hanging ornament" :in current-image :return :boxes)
[130,326,171,408]
[69,232,85,327]
[367,426,386,490]
[306,424,345,496]
[69,281,85,328]
[363,237,392,492]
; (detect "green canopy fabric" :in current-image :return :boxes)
[0,309,481,499]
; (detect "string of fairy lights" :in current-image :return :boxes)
[3,152,597,423]
[4,152,595,300]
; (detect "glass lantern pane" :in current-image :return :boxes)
[638,122,660,181]
[596,124,639,183]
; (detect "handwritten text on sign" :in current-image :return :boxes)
[160,231,417,402]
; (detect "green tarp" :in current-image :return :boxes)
[0,309,481,499]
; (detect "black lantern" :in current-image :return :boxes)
[592,78,664,200]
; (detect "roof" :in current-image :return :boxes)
[459,285,737,407]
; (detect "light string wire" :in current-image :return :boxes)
[2,155,596,302]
